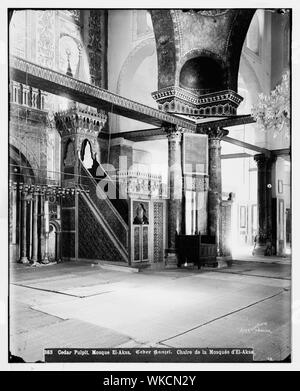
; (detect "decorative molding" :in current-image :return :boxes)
[59,10,81,24]
[205,127,229,143]
[164,125,183,143]
[152,86,243,116]
[87,10,106,87]
[170,10,183,60]
[193,10,230,17]
[118,171,166,199]
[55,106,107,137]
[36,10,56,69]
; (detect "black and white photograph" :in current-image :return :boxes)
[2,2,299,371]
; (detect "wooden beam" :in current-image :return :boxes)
[222,135,271,157]
[271,148,290,156]
[108,128,166,142]
[196,114,255,131]
[221,153,253,159]
[10,56,196,131]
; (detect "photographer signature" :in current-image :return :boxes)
[240,322,272,334]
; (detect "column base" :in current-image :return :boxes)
[19,256,29,264]
[164,249,179,269]
[31,257,38,266]
[216,256,232,268]
[252,244,274,256]
[41,256,50,264]
[10,244,18,262]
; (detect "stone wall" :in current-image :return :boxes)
[9,104,49,183]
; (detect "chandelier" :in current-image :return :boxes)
[251,72,290,135]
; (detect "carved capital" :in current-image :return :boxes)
[205,127,229,140]
[164,125,184,143]
[254,154,276,170]
[254,154,267,169]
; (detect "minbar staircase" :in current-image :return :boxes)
[78,161,129,264]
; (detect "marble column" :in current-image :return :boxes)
[254,154,276,254]
[12,184,17,244]
[42,198,50,264]
[31,191,39,264]
[206,127,228,256]
[9,182,18,245]
[28,198,33,260]
[39,192,45,261]
[55,230,61,262]
[19,189,29,264]
[10,182,18,261]
[166,126,183,252]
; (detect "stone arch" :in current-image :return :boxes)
[9,144,36,184]
[225,9,256,91]
[63,138,76,167]
[245,11,261,55]
[116,37,157,95]
[115,37,157,131]
[9,138,39,179]
[80,138,94,162]
[150,10,177,89]
[48,220,61,262]
[238,53,263,104]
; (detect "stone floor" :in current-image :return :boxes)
[9,258,291,363]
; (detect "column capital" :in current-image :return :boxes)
[204,127,229,141]
[164,125,184,143]
[254,154,277,168]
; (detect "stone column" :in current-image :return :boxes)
[206,127,228,256]
[28,198,33,260]
[166,126,183,254]
[39,192,45,261]
[19,189,29,264]
[12,184,17,244]
[55,229,61,262]
[42,198,50,264]
[254,154,276,254]
[31,191,39,264]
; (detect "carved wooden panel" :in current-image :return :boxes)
[142,226,149,260]
[134,226,140,261]
[153,201,164,262]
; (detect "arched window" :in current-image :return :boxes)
[81,139,94,169]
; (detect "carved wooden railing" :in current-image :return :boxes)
[79,161,128,250]
[92,165,129,224]
[117,170,168,199]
